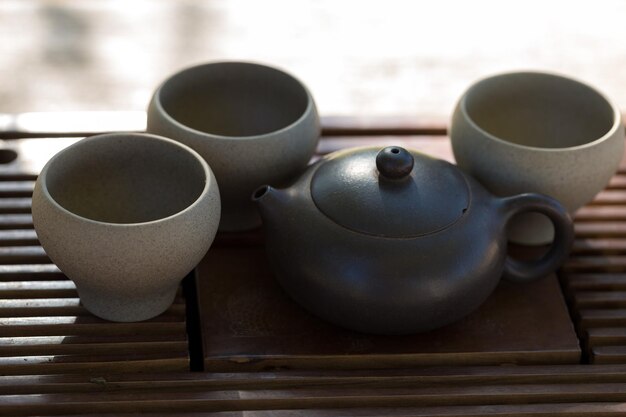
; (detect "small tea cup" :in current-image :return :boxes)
[32,133,221,322]
[147,61,321,232]
[450,71,625,244]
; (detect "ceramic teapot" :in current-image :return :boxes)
[252,146,574,335]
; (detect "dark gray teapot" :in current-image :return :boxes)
[252,146,574,335]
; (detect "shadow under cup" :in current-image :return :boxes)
[32,134,220,322]
[147,62,321,232]
[451,72,625,245]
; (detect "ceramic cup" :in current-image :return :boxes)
[147,61,321,231]
[32,133,221,322]
[450,71,625,244]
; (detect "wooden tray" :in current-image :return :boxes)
[197,246,579,371]
[2,113,626,416]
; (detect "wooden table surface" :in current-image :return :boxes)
[0,113,626,415]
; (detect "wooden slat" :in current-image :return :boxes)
[0,280,77,298]
[0,333,187,347]
[0,230,40,247]
[564,256,626,271]
[0,340,189,358]
[4,382,626,416]
[574,222,626,237]
[576,206,626,221]
[592,346,626,364]
[574,292,626,309]
[0,299,186,318]
[0,246,49,263]
[608,175,626,189]
[0,321,187,337]
[572,238,626,254]
[1,350,189,366]
[0,357,189,377]
[0,214,33,229]
[0,313,184,327]
[4,404,626,417]
[0,181,34,197]
[580,309,626,328]
[587,328,626,347]
[0,264,64,281]
[564,273,626,290]
[3,381,626,403]
[2,365,626,393]
[0,198,31,214]
[591,190,626,205]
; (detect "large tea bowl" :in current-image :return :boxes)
[451,71,625,244]
[147,61,320,231]
[32,133,220,322]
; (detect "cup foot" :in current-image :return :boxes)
[507,212,555,245]
[77,286,178,322]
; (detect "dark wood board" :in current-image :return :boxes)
[196,246,580,371]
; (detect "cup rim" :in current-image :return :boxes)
[458,70,623,152]
[37,132,214,228]
[151,60,315,141]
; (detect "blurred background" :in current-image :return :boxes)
[1,0,625,122]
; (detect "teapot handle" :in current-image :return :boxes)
[500,193,574,283]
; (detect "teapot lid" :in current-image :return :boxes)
[310,146,470,238]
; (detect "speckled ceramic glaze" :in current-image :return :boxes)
[451,72,625,244]
[147,61,320,231]
[31,133,221,322]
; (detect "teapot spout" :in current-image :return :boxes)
[251,185,291,226]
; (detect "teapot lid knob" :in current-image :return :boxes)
[376,146,414,179]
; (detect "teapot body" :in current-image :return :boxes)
[254,146,573,335]
[256,162,508,335]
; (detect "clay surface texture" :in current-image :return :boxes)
[32,133,221,322]
[451,71,625,244]
[147,61,320,231]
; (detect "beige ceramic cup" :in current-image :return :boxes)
[32,133,221,322]
[147,61,321,232]
[451,71,625,244]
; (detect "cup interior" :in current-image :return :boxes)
[44,134,206,224]
[158,62,309,137]
[463,73,616,148]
